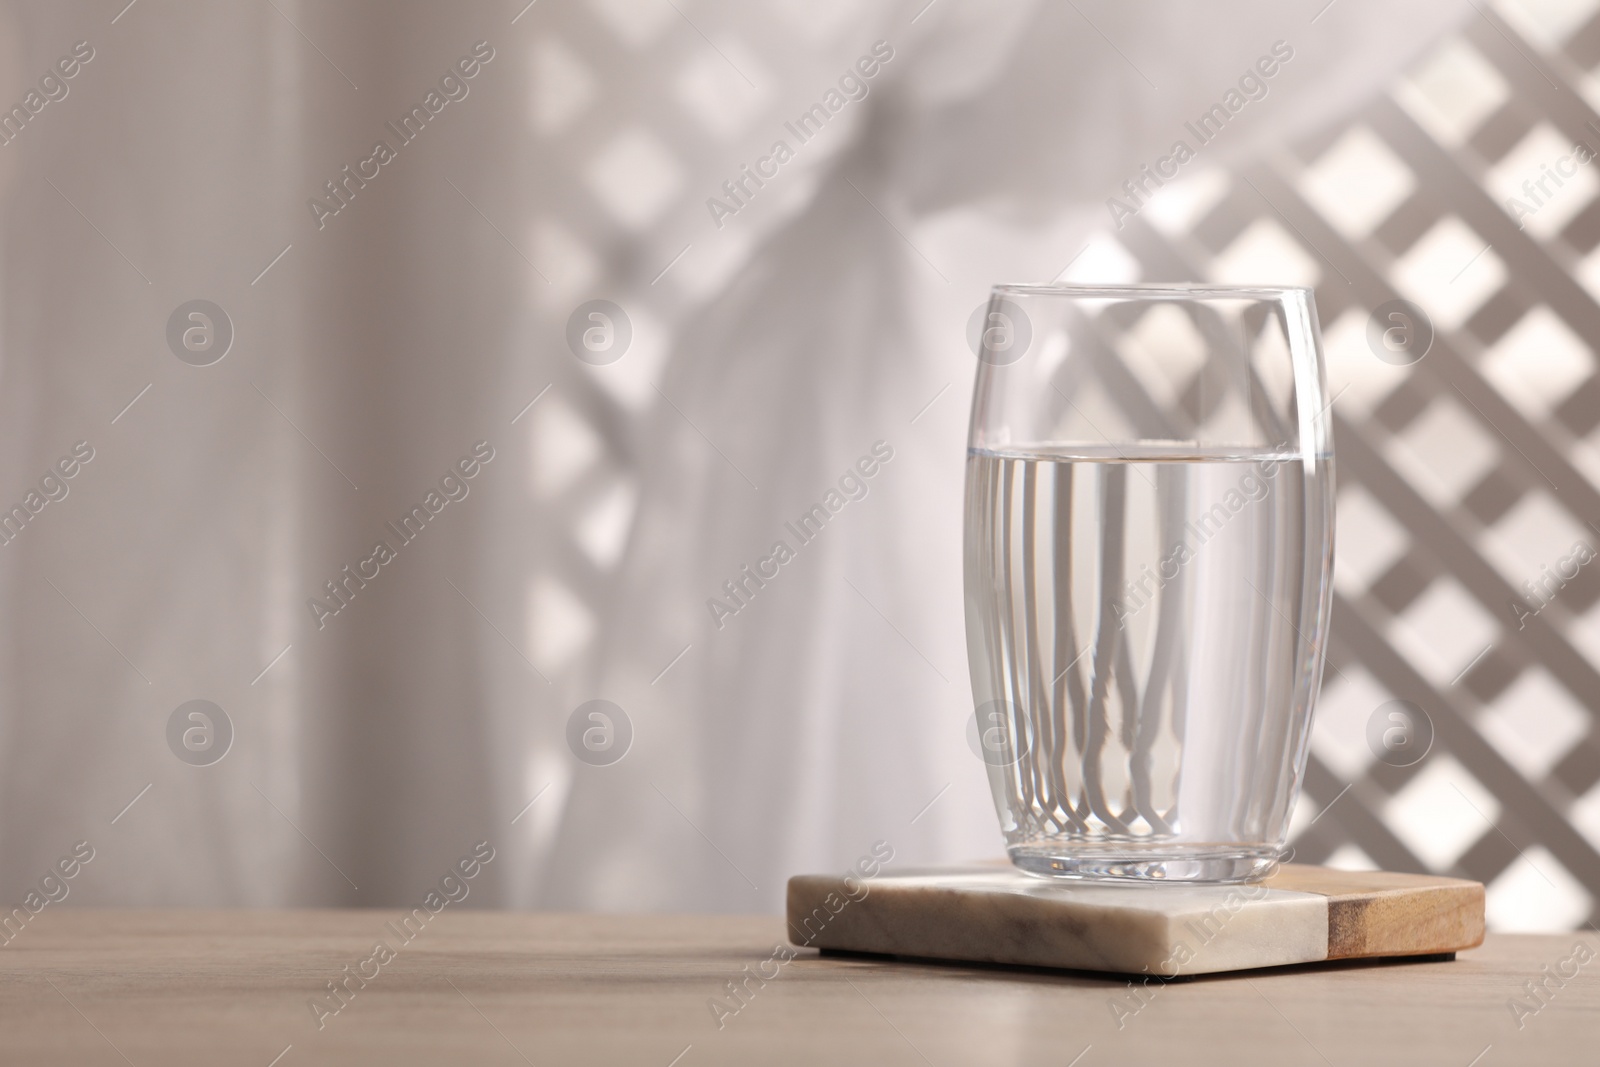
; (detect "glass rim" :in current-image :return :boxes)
[991,282,1312,301]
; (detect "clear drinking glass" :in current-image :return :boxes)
[963,283,1334,883]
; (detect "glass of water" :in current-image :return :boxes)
[964,283,1334,883]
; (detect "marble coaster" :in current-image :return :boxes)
[786,864,1484,976]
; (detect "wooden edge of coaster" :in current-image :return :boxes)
[1265,864,1486,958]
[1326,884,1485,958]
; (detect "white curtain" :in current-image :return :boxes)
[0,0,1464,908]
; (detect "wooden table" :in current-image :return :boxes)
[0,911,1592,1064]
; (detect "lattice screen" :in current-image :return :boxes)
[1087,3,1600,931]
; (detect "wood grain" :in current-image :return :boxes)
[0,910,1588,1065]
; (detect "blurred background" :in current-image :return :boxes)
[2,0,1597,933]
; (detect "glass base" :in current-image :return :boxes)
[1008,843,1282,885]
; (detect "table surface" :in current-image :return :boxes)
[0,911,1593,1065]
